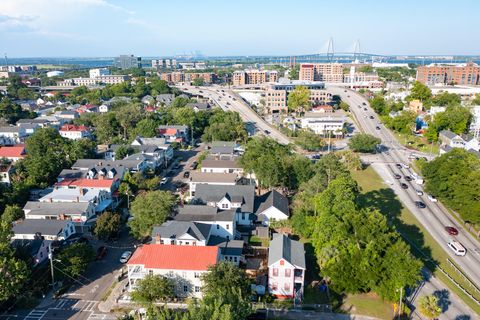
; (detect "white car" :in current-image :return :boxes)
[160,177,169,185]
[447,241,466,256]
[416,190,424,196]
[119,251,132,263]
[427,194,438,202]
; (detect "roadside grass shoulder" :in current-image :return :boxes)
[352,166,480,314]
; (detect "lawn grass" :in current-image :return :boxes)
[249,235,269,247]
[342,293,394,320]
[393,131,439,154]
[352,166,480,314]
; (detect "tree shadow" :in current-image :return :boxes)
[356,183,439,267]
[433,289,451,313]
[455,315,471,320]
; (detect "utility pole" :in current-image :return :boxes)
[399,287,403,317]
[48,243,55,292]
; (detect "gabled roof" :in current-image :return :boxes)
[152,221,212,241]
[189,172,238,184]
[127,244,218,271]
[175,205,236,222]
[12,219,71,237]
[0,126,22,133]
[268,233,305,269]
[255,190,289,217]
[201,158,242,169]
[439,130,459,140]
[56,178,115,189]
[195,184,255,213]
[0,145,26,158]
[60,124,89,132]
[209,141,236,155]
[213,239,244,256]
[23,201,91,217]
[158,128,179,136]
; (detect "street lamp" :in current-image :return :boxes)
[48,243,61,292]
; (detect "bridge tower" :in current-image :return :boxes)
[327,37,335,63]
[353,39,361,62]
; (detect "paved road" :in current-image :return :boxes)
[175,84,292,145]
[329,86,480,288]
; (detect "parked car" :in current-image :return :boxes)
[369,115,374,119]
[394,173,401,179]
[427,194,438,202]
[119,251,132,263]
[402,163,410,169]
[363,108,367,111]
[415,201,426,208]
[183,171,190,178]
[404,176,412,181]
[264,130,270,135]
[160,177,169,185]
[173,162,181,169]
[96,246,108,260]
[445,226,459,236]
[396,163,403,169]
[190,161,198,170]
[400,183,408,189]
[375,126,380,130]
[416,189,424,196]
[362,102,366,105]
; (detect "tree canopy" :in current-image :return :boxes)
[93,211,121,240]
[422,148,480,224]
[348,134,381,153]
[287,86,310,113]
[425,105,472,141]
[128,190,176,238]
[407,81,432,106]
[418,295,442,319]
[131,274,175,306]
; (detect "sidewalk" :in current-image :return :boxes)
[97,278,128,313]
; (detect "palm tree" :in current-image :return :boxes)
[418,295,442,320]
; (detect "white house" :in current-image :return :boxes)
[268,234,306,301]
[11,239,50,266]
[151,221,212,246]
[0,126,27,145]
[200,156,244,175]
[131,137,174,162]
[59,124,91,140]
[98,104,110,113]
[254,190,289,226]
[23,201,96,223]
[39,187,112,213]
[127,244,219,299]
[300,112,345,137]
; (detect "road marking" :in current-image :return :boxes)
[23,310,47,320]
[53,299,68,309]
[82,301,97,312]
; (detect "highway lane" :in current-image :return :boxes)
[328,86,480,289]
[175,84,292,145]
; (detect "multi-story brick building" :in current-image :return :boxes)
[152,59,177,69]
[416,62,480,85]
[232,69,278,86]
[264,80,332,114]
[160,72,215,84]
[299,63,344,83]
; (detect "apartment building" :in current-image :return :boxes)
[58,75,129,87]
[152,59,177,69]
[232,69,278,86]
[299,63,344,83]
[114,55,141,69]
[264,81,332,114]
[160,72,215,84]
[89,68,110,78]
[416,62,480,85]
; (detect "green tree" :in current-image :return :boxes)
[418,295,442,320]
[93,211,121,240]
[202,111,247,143]
[128,191,176,238]
[422,148,480,224]
[116,103,144,140]
[407,81,432,106]
[369,95,388,115]
[134,118,160,138]
[295,130,324,151]
[1,204,24,224]
[93,112,121,144]
[339,150,362,171]
[432,92,461,106]
[387,110,416,134]
[426,105,472,141]
[69,138,97,161]
[192,77,205,86]
[0,221,30,302]
[289,65,300,80]
[115,145,136,160]
[171,96,191,108]
[287,86,310,114]
[338,101,350,112]
[472,94,480,105]
[348,134,381,153]
[56,243,95,279]
[131,274,175,305]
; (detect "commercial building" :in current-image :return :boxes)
[89,68,110,78]
[58,75,129,87]
[416,63,480,85]
[300,112,346,136]
[232,70,278,86]
[151,59,177,69]
[160,72,215,84]
[264,80,332,114]
[113,55,142,69]
[299,63,344,83]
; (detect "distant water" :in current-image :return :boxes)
[1,56,480,68]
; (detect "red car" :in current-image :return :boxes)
[445,226,459,236]
[96,246,108,260]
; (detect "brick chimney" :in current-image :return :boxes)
[79,188,85,196]
[155,233,161,244]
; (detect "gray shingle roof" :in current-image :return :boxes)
[0,126,22,133]
[255,190,289,217]
[13,219,71,237]
[189,172,238,184]
[194,184,255,213]
[209,141,236,155]
[72,159,143,171]
[268,233,306,269]
[439,130,458,140]
[23,201,91,217]
[201,159,242,169]
[152,221,211,241]
[175,205,236,222]
[215,239,244,256]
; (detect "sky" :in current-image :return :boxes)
[0,0,479,57]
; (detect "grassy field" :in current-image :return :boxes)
[352,166,480,314]
[393,131,439,154]
[342,293,395,319]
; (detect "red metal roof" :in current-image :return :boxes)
[59,124,89,132]
[128,244,219,271]
[56,178,114,188]
[158,128,178,136]
[0,145,26,158]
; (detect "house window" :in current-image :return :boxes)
[185,242,190,245]
[222,203,228,209]
[271,283,278,291]
[234,257,237,263]
[149,270,153,275]
[170,240,175,245]
[272,268,278,277]
[216,224,219,229]
[285,269,291,277]
[160,240,164,244]
[241,212,245,220]
[226,224,229,230]
[195,286,201,293]
[194,272,200,278]
[183,285,188,292]
[182,272,187,278]
[280,260,285,266]
[284,283,290,291]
